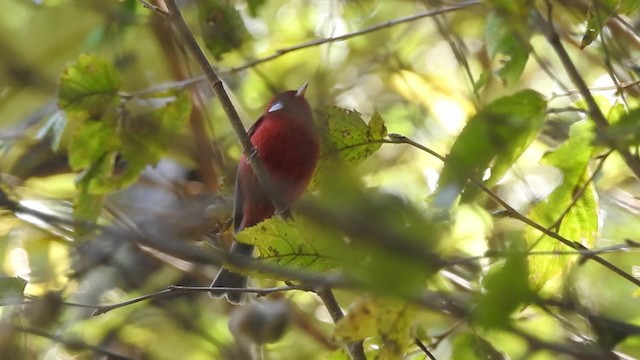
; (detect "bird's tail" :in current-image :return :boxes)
[209,242,255,304]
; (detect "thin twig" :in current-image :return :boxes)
[224,0,483,75]
[446,242,639,266]
[315,287,367,360]
[91,285,294,315]
[414,337,437,360]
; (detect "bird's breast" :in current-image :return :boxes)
[250,117,319,199]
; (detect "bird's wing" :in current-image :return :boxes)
[233,115,265,232]
[247,114,265,138]
[232,165,244,233]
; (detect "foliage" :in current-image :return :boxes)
[1,0,640,359]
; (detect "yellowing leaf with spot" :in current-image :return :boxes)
[335,297,413,360]
[235,217,340,278]
[319,107,387,165]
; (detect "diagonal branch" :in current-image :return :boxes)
[535,3,640,180]
[384,135,640,288]
[157,0,290,217]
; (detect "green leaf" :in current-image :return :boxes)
[526,121,598,290]
[0,277,27,301]
[58,54,121,116]
[435,90,547,207]
[335,297,413,359]
[68,91,191,224]
[452,332,507,360]
[474,254,530,328]
[319,107,387,165]
[598,106,640,147]
[485,11,531,85]
[70,91,191,195]
[235,217,340,277]
[309,171,444,296]
[68,121,117,170]
[581,0,619,49]
[198,0,249,60]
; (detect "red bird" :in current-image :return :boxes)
[210,83,320,304]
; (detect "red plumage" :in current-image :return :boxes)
[210,83,320,304]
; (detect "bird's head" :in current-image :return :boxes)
[265,83,313,125]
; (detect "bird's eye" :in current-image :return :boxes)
[268,101,284,113]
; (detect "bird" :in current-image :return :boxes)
[210,83,320,304]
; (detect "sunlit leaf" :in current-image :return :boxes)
[235,217,339,277]
[435,90,547,207]
[58,54,121,116]
[335,297,413,359]
[319,107,387,165]
[485,10,531,85]
[66,89,190,223]
[68,121,117,170]
[526,120,598,290]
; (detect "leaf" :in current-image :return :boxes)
[68,121,117,170]
[434,90,547,208]
[0,277,27,301]
[319,107,387,166]
[235,217,340,277]
[598,106,640,147]
[335,297,413,359]
[70,91,191,196]
[452,332,507,360]
[525,121,598,290]
[474,254,530,328]
[309,171,444,296]
[485,10,531,85]
[581,0,619,49]
[198,0,249,60]
[64,88,191,224]
[58,54,121,116]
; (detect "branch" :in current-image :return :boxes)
[224,0,482,74]
[88,285,294,315]
[535,3,640,180]
[315,287,367,360]
[383,135,640,288]
[157,0,290,217]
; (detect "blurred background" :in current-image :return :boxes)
[1,0,640,359]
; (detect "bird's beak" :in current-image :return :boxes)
[295,82,308,97]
